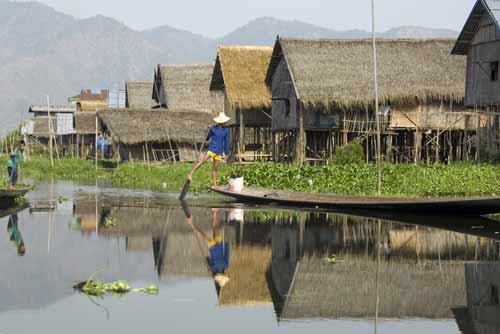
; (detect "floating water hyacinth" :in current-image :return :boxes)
[73,271,159,297]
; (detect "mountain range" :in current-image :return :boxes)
[0,0,459,134]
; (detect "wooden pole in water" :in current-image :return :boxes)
[371,0,382,196]
[46,95,54,167]
[95,115,98,171]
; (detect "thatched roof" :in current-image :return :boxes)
[125,81,154,109]
[75,112,99,134]
[265,37,466,110]
[210,46,273,110]
[155,64,222,114]
[98,109,213,145]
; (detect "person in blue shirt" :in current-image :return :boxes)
[187,112,230,187]
[7,214,25,256]
[6,140,25,190]
[186,208,230,291]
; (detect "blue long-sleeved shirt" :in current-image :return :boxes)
[207,126,229,156]
[208,242,230,274]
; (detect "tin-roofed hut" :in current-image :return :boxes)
[210,46,273,161]
[125,81,154,109]
[266,37,467,164]
[99,108,214,162]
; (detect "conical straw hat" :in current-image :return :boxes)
[214,111,231,124]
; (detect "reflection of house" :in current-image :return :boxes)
[218,245,272,307]
[126,236,153,253]
[153,64,223,114]
[125,81,154,109]
[73,202,105,235]
[267,218,465,321]
[454,262,500,334]
[265,37,466,164]
[99,108,214,162]
[210,46,273,161]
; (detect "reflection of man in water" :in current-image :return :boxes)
[186,208,230,289]
[7,214,25,256]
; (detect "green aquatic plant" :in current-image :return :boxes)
[14,196,27,205]
[103,217,116,227]
[74,271,159,297]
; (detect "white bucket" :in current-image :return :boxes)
[229,176,244,192]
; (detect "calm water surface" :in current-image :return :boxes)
[1,181,499,333]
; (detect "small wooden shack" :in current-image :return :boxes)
[125,81,154,109]
[210,46,273,161]
[153,64,223,114]
[74,112,100,158]
[29,105,76,139]
[265,37,466,164]
[98,108,214,162]
[452,0,500,161]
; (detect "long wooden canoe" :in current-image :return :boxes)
[212,186,500,215]
[0,187,31,199]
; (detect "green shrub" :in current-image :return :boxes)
[332,143,365,165]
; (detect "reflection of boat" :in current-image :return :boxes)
[212,186,500,215]
[453,262,500,334]
[0,203,29,219]
[0,187,31,209]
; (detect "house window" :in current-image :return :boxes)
[491,61,499,81]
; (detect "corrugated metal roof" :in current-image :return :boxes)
[29,105,76,113]
[452,0,500,55]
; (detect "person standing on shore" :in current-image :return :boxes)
[187,112,230,187]
[7,140,25,190]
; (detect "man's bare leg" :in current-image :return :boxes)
[212,159,220,187]
[187,153,210,181]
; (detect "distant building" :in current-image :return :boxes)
[210,46,273,161]
[28,105,76,138]
[125,81,154,109]
[69,88,109,112]
[153,64,223,114]
[98,108,214,162]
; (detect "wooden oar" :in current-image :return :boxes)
[179,179,191,201]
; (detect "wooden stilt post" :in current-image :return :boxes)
[296,102,306,165]
[476,112,481,162]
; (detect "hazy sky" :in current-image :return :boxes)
[27,0,473,38]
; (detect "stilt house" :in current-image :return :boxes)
[98,109,213,162]
[452,0,500,161]
[153,64,223,114]
[210,46,273,161]
[125,81,154,109]
[265,37,466,164]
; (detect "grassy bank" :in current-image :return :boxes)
[3,157,500,197]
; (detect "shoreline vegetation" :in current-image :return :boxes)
[2,156,500,198]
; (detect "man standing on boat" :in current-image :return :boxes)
[187,112,231,187]
[6,140,25,190]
